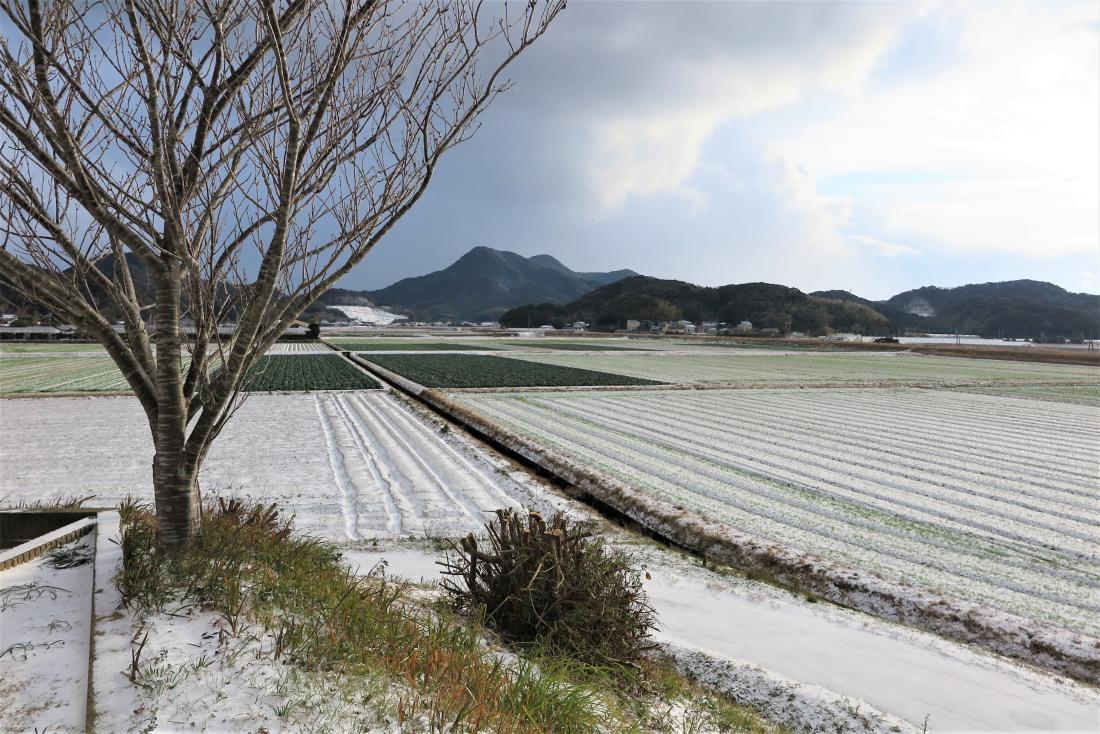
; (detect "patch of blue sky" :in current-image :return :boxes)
[817,171,952,197]
[868,10,966,91]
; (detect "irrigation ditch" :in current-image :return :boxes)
[331,346,1100,686]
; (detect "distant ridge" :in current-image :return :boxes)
[822,280,1099,338]
[317,246,638,322]
[502,277,892,335]
[499,276,1098,339]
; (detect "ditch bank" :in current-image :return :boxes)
[348,353,1100,686]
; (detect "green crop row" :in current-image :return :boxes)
[243,354,381,391]
[360,353,662,388]
[329,340,496,351]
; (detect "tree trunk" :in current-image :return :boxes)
[151,258,199,548]
[152,467,201,549]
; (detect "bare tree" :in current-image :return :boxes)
[0,0,564,547]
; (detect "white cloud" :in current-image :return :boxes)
[775,1,1100,257]
[847,234,919,257]
[530,3,913,210]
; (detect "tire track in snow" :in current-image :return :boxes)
[314,392,522,539]
[349,395,482,530]
[314,394,362,540]
[326,393,405,536]
[352,393,520,525]
[377,396,520,511]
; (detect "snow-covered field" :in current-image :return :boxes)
[505,350,1100,384]
[265,342,335,354]
[332,304,408,324]
[456,387,1100,635]
[0,392,564,540]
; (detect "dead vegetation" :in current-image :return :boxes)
[442,509,658,667]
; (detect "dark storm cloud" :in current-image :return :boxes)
[347,1,1100,299]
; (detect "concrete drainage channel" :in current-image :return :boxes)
[340,350,1100,686]
[0,509,120,733]
[0,510,97,571]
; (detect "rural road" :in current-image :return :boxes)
[347,547,1100,733]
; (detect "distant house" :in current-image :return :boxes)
[663,320,696,334]
[0,325,64,340]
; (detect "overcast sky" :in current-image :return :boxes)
[347,0,1099,300]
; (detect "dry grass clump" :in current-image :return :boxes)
[441,508,658,667]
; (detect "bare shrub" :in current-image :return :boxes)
[441,509,658,667]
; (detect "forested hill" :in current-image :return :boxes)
[317,246,637,322]
[822,280,1099,339]
[501,276,1099,339]
[501,277,892,335]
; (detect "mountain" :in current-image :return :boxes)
[816,280,1099,339]
[885,279,1098,316]
[502,276,892,335]
[318,247,639,322]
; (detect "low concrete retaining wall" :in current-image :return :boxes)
[351,354,1100,685]
[0,515,97,571]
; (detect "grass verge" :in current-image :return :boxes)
[114,498,781,733]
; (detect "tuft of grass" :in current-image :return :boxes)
[45,542,93,568]
[0,494,96,510]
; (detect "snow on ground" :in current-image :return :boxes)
[265,342,335,354]
[0,392,569,541]
[332,304,408,325]
[88,516,403,733]
[93,606,406,733]
[457,387,1100,635]
[343,544,1100,733]
[0,535,94,733]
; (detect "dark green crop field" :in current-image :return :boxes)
[243,354,381,391]
[361,354,663,388]
[329,340,497,351]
